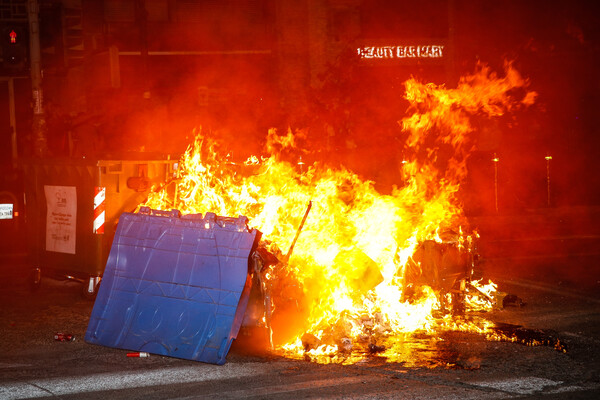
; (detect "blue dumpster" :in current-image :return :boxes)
[84,207,261,365]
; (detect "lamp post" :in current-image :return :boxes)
[545,154,552,207]
[492,153,499,213]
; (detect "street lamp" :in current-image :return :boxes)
[545,154,552,207]
[492,153,499,213]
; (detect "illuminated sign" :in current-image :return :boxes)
[0,204,13,219]
[358,45,444,59]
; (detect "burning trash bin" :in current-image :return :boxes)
[85,207,262,365]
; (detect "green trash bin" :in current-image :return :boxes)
[21,157,177,298]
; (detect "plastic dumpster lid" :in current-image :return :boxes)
[85,208,260,365]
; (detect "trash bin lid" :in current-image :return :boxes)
[85,208,260,365]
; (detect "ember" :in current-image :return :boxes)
[141,62,538,364]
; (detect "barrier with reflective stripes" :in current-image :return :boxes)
[93,186,105,234]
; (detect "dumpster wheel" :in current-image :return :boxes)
[82,276,101,300]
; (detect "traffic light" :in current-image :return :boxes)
[2,24,29,74]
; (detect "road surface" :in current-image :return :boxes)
[1,254,599,399]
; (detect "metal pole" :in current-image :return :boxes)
[8,78,18,167]
[492,153,499,213]
[283,201,312,263]
[545,155,552,207]
[135,0,150,98]
[28,0,47,156]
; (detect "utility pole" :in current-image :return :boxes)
[28,0,47,156]
[135,0,150,99]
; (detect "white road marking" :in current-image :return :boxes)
[471,377,561,395]
[0,362,276,400]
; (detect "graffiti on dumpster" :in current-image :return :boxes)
[44,185,77,254]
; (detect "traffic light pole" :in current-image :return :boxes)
[8,78,17,168]
[28,0,47,157]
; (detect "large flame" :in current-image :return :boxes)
[141,62,536,364]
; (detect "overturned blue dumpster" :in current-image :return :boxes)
[84,207,261,365]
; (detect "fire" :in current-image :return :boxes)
[141,62,536,364]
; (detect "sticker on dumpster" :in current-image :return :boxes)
[44,185,77,254]
[0,204,13,219]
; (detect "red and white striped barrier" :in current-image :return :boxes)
[93,186,105,234]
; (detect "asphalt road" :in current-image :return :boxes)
[1,255,600,400]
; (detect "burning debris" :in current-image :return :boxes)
[139,62,542,364]
[491,323,567,353]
